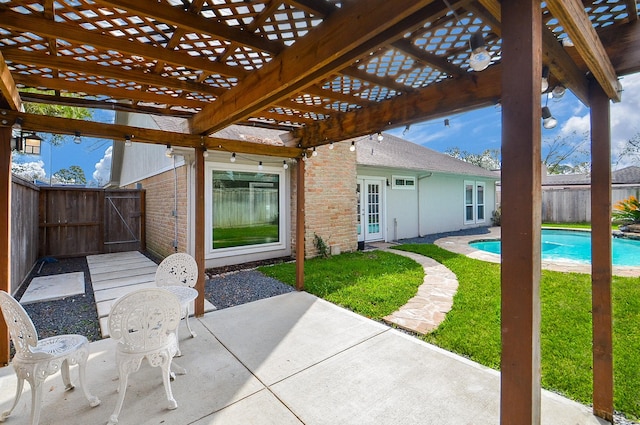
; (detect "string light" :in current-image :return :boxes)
[125,135,132,147]
[73,131,81,144]
[402,125,410,136]
[312,147,318,156]
[230,152,236,162]
[329,142,334,150]
[165,144,173,157]
[202,148,209,158]
[283,160,288,169]
[258,161,263,170]
[350,141,356,152]
[377,132,384,142]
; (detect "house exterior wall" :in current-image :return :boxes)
[303,142,358,256]
[420,173,496,236]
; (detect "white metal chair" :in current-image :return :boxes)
[154,253,199,342]
[107,288,184,425]
[0,290,100,425]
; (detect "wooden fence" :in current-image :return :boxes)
[38,187,145,257]
[541,186,640,223]
[11,176,39,291]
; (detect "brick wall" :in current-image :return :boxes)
[125,167,188,260]
[298,142,358,257]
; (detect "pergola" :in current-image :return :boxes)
[1,0,640,423]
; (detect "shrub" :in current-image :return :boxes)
[313,233,330,258]
[491,207,501,226]
[613,195,640,224]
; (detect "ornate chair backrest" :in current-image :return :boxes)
[108,288,182,353]
[0,291,39,358]
[155,253,198,288]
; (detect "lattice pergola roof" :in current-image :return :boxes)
[0,0,639,155]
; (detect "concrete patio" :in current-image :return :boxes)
[0,291,607,425]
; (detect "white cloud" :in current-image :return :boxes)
[92,145,112,186]
[11,160,46,181]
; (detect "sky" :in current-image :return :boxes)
[10,72,640,185]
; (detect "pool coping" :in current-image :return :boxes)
[434,226,640,278]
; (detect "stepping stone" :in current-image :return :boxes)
[20,272,85,304]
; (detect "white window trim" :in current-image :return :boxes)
[476,181,486,224]
[391,175,416,190]
[205,161,287,259]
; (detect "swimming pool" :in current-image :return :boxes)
[469,229,640,266]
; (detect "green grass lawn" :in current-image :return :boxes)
[259,244,640,419]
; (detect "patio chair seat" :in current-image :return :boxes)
[107,288,184,425]
[0,291,100,425]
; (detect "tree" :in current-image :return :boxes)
[52,166,86,185]
[445,147,501,170]
[542,131,590,174]
[616,131,640,167]
[11,161,46,181]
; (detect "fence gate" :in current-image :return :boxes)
[39,187,145,257]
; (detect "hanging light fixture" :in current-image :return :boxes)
[125,135,132,147]
[202,147,209,158]
[22,132,42,155]
[312,147,318,157]
[329,142,334,150]
[469,31,491,72]
[258,161,263,170]
[349,141,356,152]
[165,144,173,157]
[541,106,558,129]
[73,131,82,144]
[377,132,384,142]
[552,85,566,99]
[541,66,550,93]
[230,152,236,163]
[11,117,22,132]
[444,119,450,127]
[283,160,288,169]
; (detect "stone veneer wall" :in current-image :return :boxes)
[124,166,188,259]
[298,142,358,257]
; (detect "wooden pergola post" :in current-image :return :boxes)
[295,157,305,291]
[194,146,205,316]
[590,79,614,422]
[0,127,11,365]
[500,0,542,423]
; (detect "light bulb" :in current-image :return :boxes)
[203,148,209,158]
[377,132,383,142]
[552,85,566,99]
[329,142,334,150]
[312,147,318,157]
[469,31,491,72]
[541,66,550,93]
[125,135,132,147]
[258,161,263,170]
[230,153,236,163]
[73,131,81,144]
[350,141,355,152]
[541,106,558,129]
[165,144,173,157]
[283,160,288,169]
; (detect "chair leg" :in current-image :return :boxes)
[0,372,24,422]
[108,369,130,425]
[28,377,43,425]
[161,358,178,411]
[61,359,74,391]
[78,355,101,407]
[184,304,196,338]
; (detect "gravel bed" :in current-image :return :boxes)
[205,269,294,309]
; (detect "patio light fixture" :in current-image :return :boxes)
[377,132,384,142]
[73,131,82,144]
[283,160,288,169]
[165,144,173,158]
[350,141,356,152]
[258,161,263,170]
[202,147,209,158]
[541,106,558,129]
[552,85,566,99]
[329,142,334,150]
[22,132,42,155]
[541,66,550,93]
[312,147,318,157]
[469,31,491,72]
[125,135,132,147]
[230,152,236,162]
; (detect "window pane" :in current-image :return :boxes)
[466,205,474,221]
[465,184,473,204]
[477,185,484,204]
[212,170,280,249]
[477,205,485,220]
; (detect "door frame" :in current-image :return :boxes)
[356,176,386,243]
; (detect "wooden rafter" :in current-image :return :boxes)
[191,0,439,135]
[0,8,247,80]
[0,52,21,111]
[3,50,223,98]
[294,65,502,145]
[625,0,638,22]
[13,74,207,109]
[0,109,301,157]
[546,0,621,102]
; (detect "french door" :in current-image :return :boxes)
[357,178,384,242]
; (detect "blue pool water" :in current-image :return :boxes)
[470,229,640,266]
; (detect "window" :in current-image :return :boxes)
[208,166,284,252]
[392,175,416,190]
[464,180,487,224]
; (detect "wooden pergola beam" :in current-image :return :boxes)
[546,0,621,102]
[294,65,502,145]
[3,50,223,98]
[597,19,640,77]
[0,52,21,112]
[0,8,246,80]
[14,74,208,110]
[190,0,438,135]
[0,110,302,158]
